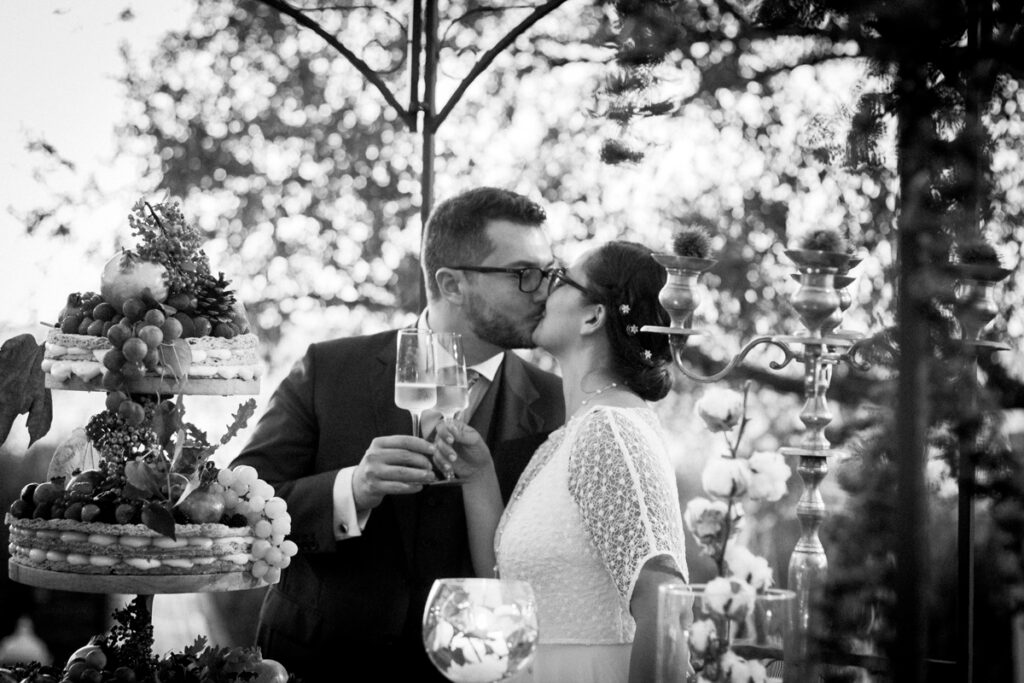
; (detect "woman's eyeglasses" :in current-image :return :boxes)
[445,265,552,293]
[546,267,594,298]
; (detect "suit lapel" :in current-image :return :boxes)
[492,352,546,441]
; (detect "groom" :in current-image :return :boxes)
[229,187,565,681]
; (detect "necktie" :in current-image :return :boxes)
[460,369,489,425]
[420,370,488,439]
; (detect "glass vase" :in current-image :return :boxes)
[656,583,795,683]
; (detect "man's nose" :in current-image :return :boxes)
[533,278,551,302]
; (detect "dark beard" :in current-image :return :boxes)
[464,292,537,350]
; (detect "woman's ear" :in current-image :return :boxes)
[580,302,607,337]
[435,268,464,304]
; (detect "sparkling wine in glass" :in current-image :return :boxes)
[425,332,469,485]
[434,332,469,418]
[395,329,437,437]
[423,578,539,683]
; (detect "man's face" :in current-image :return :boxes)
[462,220,555,350]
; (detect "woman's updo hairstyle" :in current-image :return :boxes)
[581,240,673,401]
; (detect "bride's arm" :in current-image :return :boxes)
[435,421,504,577]
[630,556,686,683]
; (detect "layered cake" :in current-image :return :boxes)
[7,518,256,575]
[42,329,261,383]
[40,199,261,395]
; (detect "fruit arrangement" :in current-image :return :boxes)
[7,394,296,581]
[0,597,298,682]
[48,198,251,390]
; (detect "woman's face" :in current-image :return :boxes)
[531,250,596,354]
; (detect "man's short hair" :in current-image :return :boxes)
[421,187,547,299]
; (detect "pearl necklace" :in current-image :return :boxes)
[580,381,618,407]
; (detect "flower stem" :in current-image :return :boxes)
[715,489,737,576]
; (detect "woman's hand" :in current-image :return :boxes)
[433,419,494,481]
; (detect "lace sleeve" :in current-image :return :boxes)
[568,407,688,601]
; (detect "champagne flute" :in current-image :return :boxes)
[434,333,469,420]
[429,332,470,484]
[395,328,437,437]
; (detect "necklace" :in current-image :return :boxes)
[580,381,618,407]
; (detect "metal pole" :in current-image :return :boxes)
[956,3,987,680]
[894,58,931,683]
[418,0,438,312]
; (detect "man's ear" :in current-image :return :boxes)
[435,268,464,304]
[580,302,607,337]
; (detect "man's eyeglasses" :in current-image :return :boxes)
[547,267,595,299]
[446,265,552,293]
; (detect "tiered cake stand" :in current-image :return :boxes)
[10,374,262,602]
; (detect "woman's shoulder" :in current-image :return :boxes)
[573,403,657,424]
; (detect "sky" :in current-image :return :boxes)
[0,1,193,332]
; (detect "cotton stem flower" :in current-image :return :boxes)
[747,450,792,502]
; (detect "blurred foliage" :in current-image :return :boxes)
[602,0,1024,678]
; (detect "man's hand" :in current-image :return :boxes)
[352,435,438,511]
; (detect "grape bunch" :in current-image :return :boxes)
[99,298,189,393]
[128,199,210,296]
[216,465,298,584]
[85,400,159,462]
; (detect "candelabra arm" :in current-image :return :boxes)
[842,337,877,372]
[670,335,799,384]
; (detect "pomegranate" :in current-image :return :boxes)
[100,253,168,311]
[177,484,226,523]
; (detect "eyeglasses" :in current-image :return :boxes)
[547,267,595,298]
[446,265,552,293]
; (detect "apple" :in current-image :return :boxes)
[65,644,107,671]
[100,253,168,311]
[249,659,289,683]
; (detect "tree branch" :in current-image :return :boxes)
[253,0,416,129]
[432,0,572,130]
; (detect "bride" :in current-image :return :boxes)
[435,240,688,683]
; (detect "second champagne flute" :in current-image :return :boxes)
[433,332,469,425]
[431,332,469,483]
[394,328,437,437]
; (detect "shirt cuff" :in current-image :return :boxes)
[333,466,371,540]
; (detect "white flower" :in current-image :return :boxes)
[695,388,745,433]
[684,497,729,540]
[704,576,756,620]
[746,451,792,502]
[687,618,717,654]
[702,456,752,500]
[724,544,775,592]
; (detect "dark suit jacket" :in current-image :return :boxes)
[230,329,564,681]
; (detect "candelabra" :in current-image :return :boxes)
[643,247,1010,683]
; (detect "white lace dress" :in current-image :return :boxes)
[496,405,688,683]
